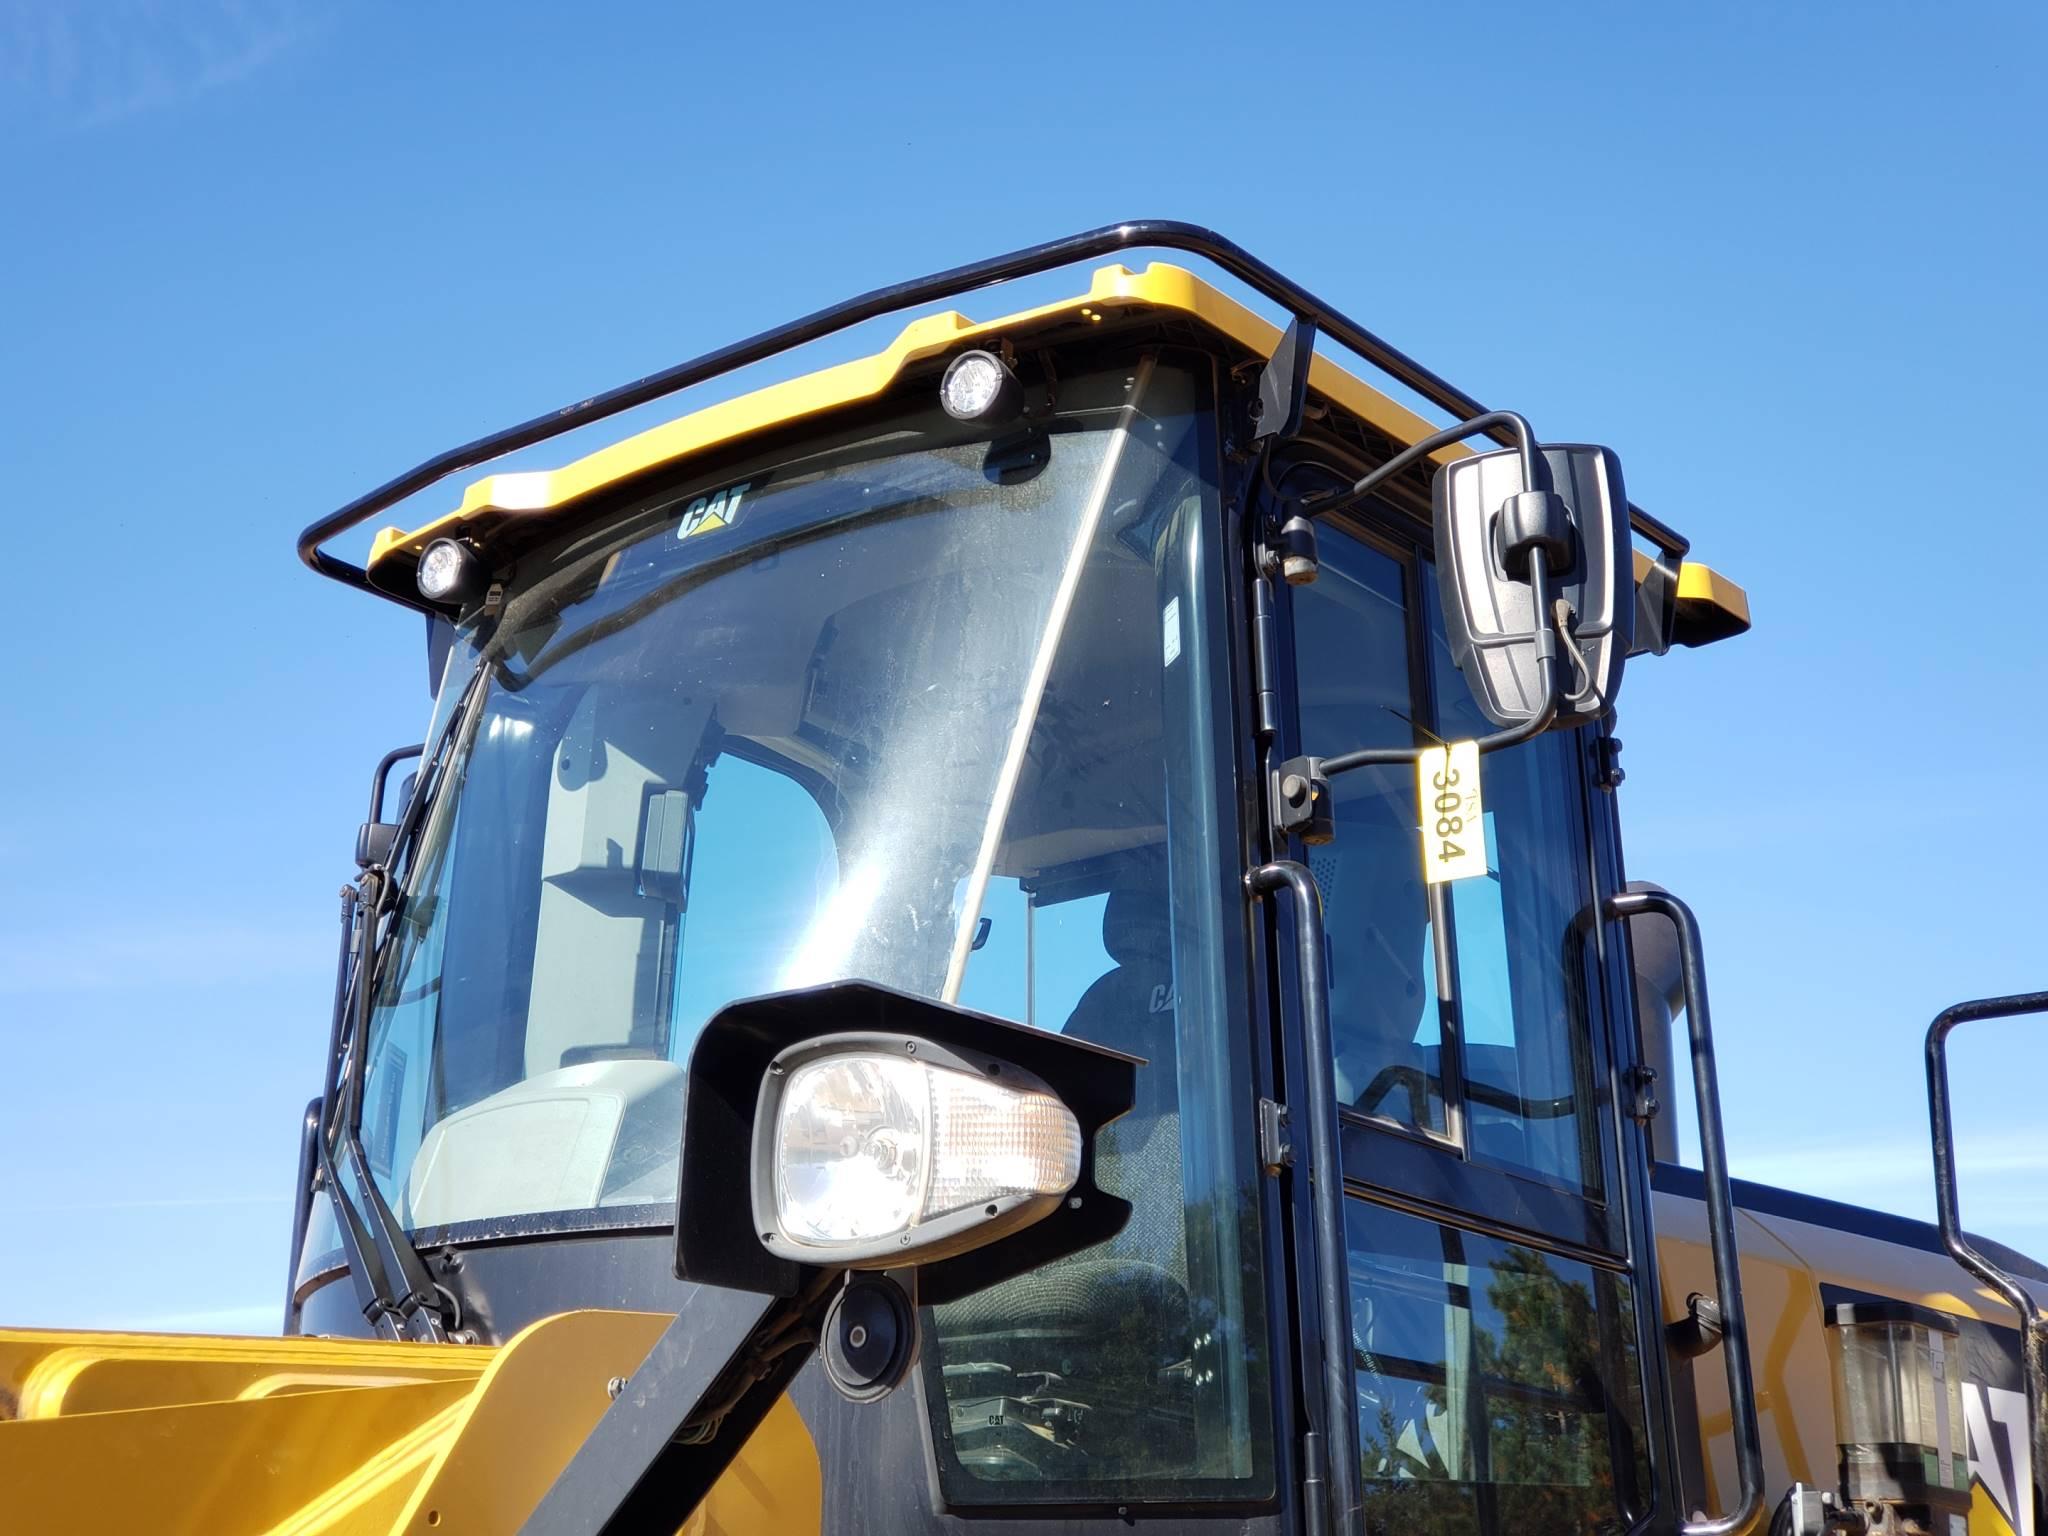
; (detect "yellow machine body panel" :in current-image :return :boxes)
[0,1312,822,1536]
[1657,1192,2040,1536]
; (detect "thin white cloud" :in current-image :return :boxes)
[0,0,319,130]
[0,920,331,994]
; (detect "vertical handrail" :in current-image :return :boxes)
[1608,888,1764,1536]
[1249,860,1362,1536]
[1927,991,2048,1536]
[282,1095,321,1332]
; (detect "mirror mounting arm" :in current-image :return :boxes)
[1314,556,1563,781]
[1301,409,1548,523]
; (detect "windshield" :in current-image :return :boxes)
[345,352,1273,1499]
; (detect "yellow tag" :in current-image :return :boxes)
[1417,741,1486,885]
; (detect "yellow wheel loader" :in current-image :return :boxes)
[2,223,2040,1536]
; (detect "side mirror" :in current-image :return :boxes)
[356,747,425,871]
[355,820,399,869]
[674,980,1137,1307]
[1433,443,1633,728]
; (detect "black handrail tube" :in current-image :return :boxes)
[1249,860,1363,1536]
[317,744,419,1141]
[283,1095,321,1332]
[1926,991,2048,1536]
[369,742,424,823]
[319,880,360,1145]
[297,220,1687,605]
[1606,888,1763,1536]
[1306,408,1544,523]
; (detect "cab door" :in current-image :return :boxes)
[1270,505,1676,1534]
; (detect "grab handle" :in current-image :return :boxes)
[1927,991,2048,1536]
[1609,888,1763,1536]
[1250,860,1362,1536]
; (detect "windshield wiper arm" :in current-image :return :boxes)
[317,1088,450,1341]
[317,657,492,1343]
[317,854,457,1341]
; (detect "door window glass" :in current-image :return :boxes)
[921,365,1272,1503]
[1347,1200,1651,1534]
[1290,536,1444,1139]
[1423,582,1600,1194]
[1288,526,1601,1195]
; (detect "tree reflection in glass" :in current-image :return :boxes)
[1349,1202,1650,1535]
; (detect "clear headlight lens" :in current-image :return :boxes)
[772,1052,1081,1248]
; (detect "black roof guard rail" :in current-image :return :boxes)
[296,219,1692,617]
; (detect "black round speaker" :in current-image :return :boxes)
[820,1275,918,1403]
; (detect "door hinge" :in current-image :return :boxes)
[1301,1428,1330,1536]
[1594,732,1626,790]
[1258,1096,1294,1176]
[1626,1062,1660,1125]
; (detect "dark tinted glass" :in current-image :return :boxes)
[1290,534,1445,1139]
[1348,1200,1650,1534]
[1288,527,1602,1195]
[918,362,1273,1503]
[1423,581,1601,1195]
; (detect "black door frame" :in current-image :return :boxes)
[1249,474,1687,1535]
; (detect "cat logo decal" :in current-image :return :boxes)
[677,482,750,542]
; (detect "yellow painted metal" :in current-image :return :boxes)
[1970,1491,2024,1536]
[0,1312,822,1536]
[363,261,1479,588]
[1631,548,1753,646]
[364,257,1751,649]
[1656,1194,2029,1536]
[1,1327,483,1419]
[1676,559,1753,643]
[0,1377,475,1534]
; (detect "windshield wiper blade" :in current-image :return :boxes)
[317,851,455,1342]
[377,656,492,903]
[317,1092,448,1341]
[317,658,492,1343]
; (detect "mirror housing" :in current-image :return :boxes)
[675,980,1138,1306]
[355,820,399,869]
[1434,443,1633,728]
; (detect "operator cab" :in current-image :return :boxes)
[293,248,1760,1533]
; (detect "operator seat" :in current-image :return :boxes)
[1062,887,1185,1274]
[931,882,1190,1391]
[1064,887,1178,1103]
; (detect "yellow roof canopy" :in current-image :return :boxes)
[366,260,1746,645]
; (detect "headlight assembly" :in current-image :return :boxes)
[672,980,1138,1308]
[764,1046,1082,1262]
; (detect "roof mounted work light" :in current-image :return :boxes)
[939,349,1022,423]
[415,537,483,605]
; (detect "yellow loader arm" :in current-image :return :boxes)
[0,1311,819,1535]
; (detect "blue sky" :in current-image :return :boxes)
[1,1,2042,1334]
